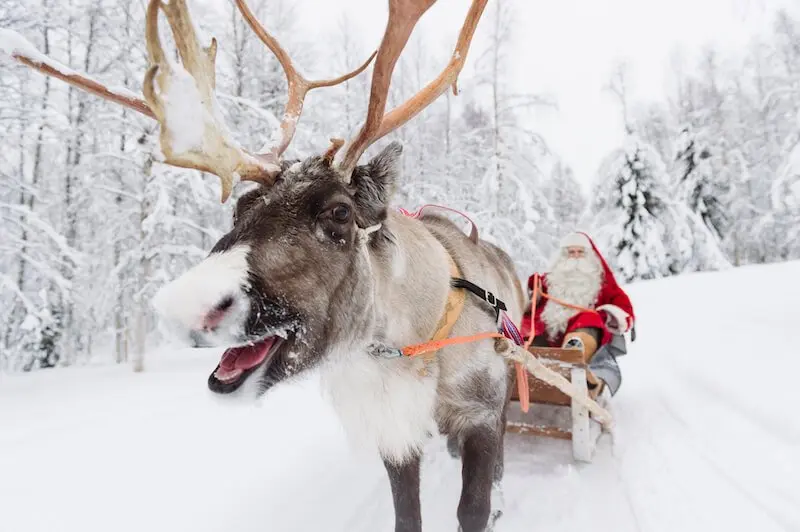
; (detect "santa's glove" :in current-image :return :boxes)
[597,304,633,334]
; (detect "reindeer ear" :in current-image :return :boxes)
[351,141,403,226]
[232,186,265,224]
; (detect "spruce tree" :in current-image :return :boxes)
[588,135,672,282]
[674,125,728,241]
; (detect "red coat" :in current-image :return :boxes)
[521,234,635,347]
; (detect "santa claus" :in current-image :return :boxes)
[520,232,635,396]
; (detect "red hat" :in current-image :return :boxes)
[558,231,621,290]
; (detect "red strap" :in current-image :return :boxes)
[398,205,479,244]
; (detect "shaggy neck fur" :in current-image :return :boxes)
[318,212,452,464]
[541,251,604,341]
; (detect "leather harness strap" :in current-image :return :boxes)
[416,254,466,375]
[450,277,508,320]
[429,255,467,343]
[411,252,515,374]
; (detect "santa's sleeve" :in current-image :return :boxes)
[597,282,635,333]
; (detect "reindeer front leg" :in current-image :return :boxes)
[383,454,423,532]
[457,425,499,532]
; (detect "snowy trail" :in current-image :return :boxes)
[1,262,799,532]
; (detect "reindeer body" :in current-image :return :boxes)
[154,162,525,532]
[321,212,525,464]
[316,210,524,531]
[8,0,508,529]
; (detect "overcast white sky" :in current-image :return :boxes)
[292,0,794,187]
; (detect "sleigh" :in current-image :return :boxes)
[505,346,612,463]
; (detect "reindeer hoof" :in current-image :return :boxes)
[456,511,502,532]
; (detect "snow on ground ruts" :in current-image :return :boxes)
[1,262,799,531]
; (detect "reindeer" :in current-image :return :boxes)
[6,0,527,530]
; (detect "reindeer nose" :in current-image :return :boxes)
[201,295,235,332]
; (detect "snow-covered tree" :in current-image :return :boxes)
[673,125,728,240]
[773,124,800,257]
[545,161,586,231]
[588,134,729,281]
[587,135,674,282]
[2,0,798,372]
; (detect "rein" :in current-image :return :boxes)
[372,206,527,389]
[526,272,600,324]
[513,273,599,411]
[382,206,601,412]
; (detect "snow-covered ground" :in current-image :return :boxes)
[2,262,799,532]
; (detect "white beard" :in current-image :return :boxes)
[540,253,604,341]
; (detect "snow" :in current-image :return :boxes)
[160,65,206,154]
[19,313,40,331]
[107,84,147,103]
[0,28,79,76]
[791,179,800,200]
[2,262,800,531]
[787,141,800,171]
[0,29,44,59]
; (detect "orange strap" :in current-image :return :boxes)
[396,274,602,414]
[396,274,600,357]
[402,332,504,357]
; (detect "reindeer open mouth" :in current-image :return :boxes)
[208,336,285,393]
[203,294,300,395]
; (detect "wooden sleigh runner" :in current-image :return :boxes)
[504,345,612,463]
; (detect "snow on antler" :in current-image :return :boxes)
[0,28,153,118]
[143,0,281,202]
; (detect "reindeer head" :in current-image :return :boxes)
[153,142,404,395]
[7,0,488,397]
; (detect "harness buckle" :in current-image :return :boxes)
[486,291,497,306]
[367,342,403,359]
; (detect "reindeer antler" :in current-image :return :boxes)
[4,0,484,196]
[143,0,283,202]
[337,0,489,180]
[0,28,154,118]
[2,0,375,202]
[233,0,376,160]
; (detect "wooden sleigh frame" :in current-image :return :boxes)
[505,346,611,462]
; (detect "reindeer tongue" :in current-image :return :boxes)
[213,338,276,383]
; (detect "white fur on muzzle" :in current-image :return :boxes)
[152,245,252,341]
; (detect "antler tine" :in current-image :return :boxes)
[233,0,376,159]
[338,0,488,180]
[375,0,487,140]
[337,0,437,180]
[1,28,154,118]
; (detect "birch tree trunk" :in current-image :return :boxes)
[132,158,154,373]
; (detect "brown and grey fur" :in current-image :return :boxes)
[155,142,525,532]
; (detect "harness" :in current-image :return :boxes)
[370,206,524,372]
[366,205,617,427]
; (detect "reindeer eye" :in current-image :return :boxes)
[331,204,351,224]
